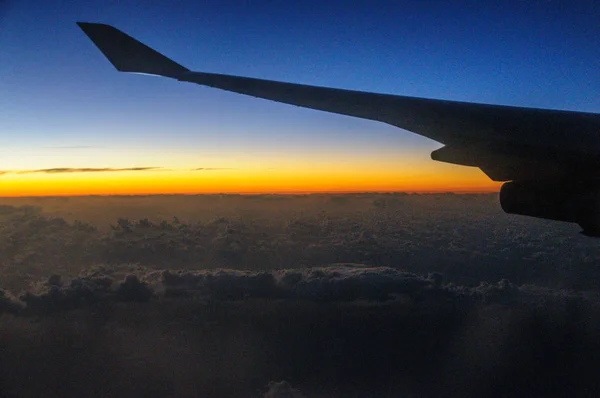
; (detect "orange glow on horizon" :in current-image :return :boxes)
[0,165,501,197]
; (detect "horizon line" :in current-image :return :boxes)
[0,189,500,198]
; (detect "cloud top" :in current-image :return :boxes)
[16,167,161,174]
[3,264,591,316]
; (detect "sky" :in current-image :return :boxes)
[1,0,599,196]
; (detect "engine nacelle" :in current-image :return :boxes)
[500,180,600,236]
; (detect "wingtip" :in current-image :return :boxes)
[76,21,189,77]
[76,22,113,31]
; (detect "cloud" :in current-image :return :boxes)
[10,263,600,317]
[41,146,103,149]
[7,265,432,314]
[264,381,304,398]
[0,289,23,315]
[15,167,162,174]
[6,264,600,397]
[9,263,568,315]
[190,167,233,171]
[18,272,153,314]
[115,274,154,302]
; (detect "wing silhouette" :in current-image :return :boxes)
[77,22,600,235]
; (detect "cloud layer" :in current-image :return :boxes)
[3,264,593,317]
[3,264,600,397]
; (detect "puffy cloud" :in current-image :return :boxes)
[10,264,600,317]
[159,265,431,302]
[19,274,114,314]
[14,268,154,314]
[264,381,304,398]
[161,269,279,299]
[4,265,434,315]
[0,289,23,314]
[115,274,154,302]
[275,265,431,301]
[472,279,521,305]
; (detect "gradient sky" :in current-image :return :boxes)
[1,0,599,195]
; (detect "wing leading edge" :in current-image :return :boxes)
[77,22,600,182]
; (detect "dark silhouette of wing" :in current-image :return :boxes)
[77,22,600,184]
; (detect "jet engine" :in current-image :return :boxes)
[500,180,600,236]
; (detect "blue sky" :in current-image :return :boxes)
[0,0,599,193]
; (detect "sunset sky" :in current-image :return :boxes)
[1,0,599,196]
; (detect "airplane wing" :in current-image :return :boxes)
[77,22,600,183]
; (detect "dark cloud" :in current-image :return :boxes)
[5,265,600,397]
[19,274,113,314]
[16,167,161,174]
[264,381,304,398]
[157,264,434,301]
[0,289,23,315]
[115,274,154,302]
[9,264,599,316]
[16,270,157,313]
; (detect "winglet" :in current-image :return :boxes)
[76,22,189,78]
